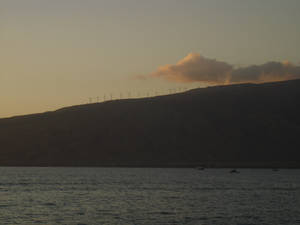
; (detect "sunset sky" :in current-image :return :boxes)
[1,0,300,118]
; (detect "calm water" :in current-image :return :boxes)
[0,168,299,225]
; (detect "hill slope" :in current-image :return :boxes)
[1,80,300,167]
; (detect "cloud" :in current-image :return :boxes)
[149,53,300,84]
[230,61,300,83]
[151,53,233,84]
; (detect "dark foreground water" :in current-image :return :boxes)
[0,168,299,225]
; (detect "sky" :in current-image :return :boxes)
[1,0,300,118]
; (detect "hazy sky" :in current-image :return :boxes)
[1,0,300,117]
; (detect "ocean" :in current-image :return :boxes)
[0,167,299,225]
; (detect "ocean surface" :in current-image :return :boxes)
[0,168,299,225]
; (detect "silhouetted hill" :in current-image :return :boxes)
[1,80,300,167]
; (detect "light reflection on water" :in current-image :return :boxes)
[0,167,299,225]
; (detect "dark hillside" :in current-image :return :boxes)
[0,80,300,167]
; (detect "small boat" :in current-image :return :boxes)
[195,166,205,171]
[230,169,239,173]
[272,168,279,172]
